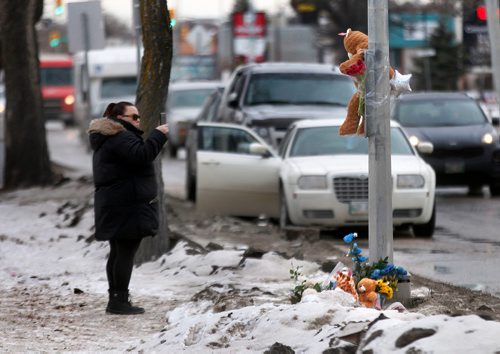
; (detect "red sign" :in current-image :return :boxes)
[232,11,267,63]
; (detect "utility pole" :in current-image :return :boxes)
[365,0,393,263]
[485,0,500,111]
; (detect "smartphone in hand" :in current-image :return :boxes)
[159,112,167,125]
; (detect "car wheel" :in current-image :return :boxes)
[279,187,300,240]
[489,183,500,197]
[467,183,483,196]
[168,144,178,158]
[185,155,196,202]
[279,188,291,230]
[413,203,435,238]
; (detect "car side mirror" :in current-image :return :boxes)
[228,92,239,108]
[417,142,434,154]
[492,117,499,126]
[249,143,271,157]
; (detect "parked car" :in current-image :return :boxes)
[192,118,436,237]
[166,81,220,157]
[217,62,356,148]
[392,92,500,196]
[185,85,225,201]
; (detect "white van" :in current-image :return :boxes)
[73,46,139,127]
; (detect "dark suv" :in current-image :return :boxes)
[392,92,500,196]
[217,62,355,148]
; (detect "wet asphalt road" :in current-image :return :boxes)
[162,151,500,298]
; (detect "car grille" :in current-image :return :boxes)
[333,177,368,203]
[431,146,484,158]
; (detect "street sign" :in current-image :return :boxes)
[67,1,105,53]
[232,11,267,63]
[187,25,214,55]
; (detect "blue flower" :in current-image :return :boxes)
[343,233,357,243]
[382,264,395,275]
[370,269,381,279]
[396,266,407,276]
[352,247,362,255]
[358,256,367,262]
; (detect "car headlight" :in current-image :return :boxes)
[482,133,494,144]
[397,174,425,189]
[297,175,327,190]
[64,95,75,105]
[408,135,420,147]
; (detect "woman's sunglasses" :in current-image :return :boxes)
[122,114,141,121]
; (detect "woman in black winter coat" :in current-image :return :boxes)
[88,101,168,315]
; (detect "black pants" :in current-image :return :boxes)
[106,238,142,292]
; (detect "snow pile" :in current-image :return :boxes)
[136,244,500,353]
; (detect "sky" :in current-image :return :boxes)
[1,123,500,352]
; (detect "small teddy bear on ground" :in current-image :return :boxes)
[356,278,380,309]
[338,28,411,136]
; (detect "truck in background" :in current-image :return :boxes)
[73,46,138,131]
[39,54,75,125]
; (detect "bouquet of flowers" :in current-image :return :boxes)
[343,232,409,300]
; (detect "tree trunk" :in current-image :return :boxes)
[134,0,173,263]
[0,0,53,190]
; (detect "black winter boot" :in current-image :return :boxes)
[106,290,145,315]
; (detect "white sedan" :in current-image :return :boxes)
[194,119,436,237]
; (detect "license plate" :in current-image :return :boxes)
[444,160,465,174]
[349,201,368,216]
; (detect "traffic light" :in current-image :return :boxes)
[54,0,64,16]
[292,0,319,25]
[169,8,176,27]
[476,5,487,20]
[49,31,60,47]
[476,5,500,21]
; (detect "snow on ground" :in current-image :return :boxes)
[1,180,500,353]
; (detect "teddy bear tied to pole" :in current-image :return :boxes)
[337,28,411,136]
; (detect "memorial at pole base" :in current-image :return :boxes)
[290,233,411,309]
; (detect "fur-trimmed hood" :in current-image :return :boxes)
[88,118,127,152]
[88,118,126,136]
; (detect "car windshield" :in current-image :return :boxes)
[289,126,414,157]
[40,67,72,86]
[394,98,488,127]
[100,77,137,99]
[169,89,215,108]
[244,73,355,106]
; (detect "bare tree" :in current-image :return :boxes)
[134,0,173,263]
[0,0,54,190]
[232,0,251,13]
[289,0,368,59]
[104,13,135,42]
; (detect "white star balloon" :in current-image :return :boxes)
[390,70,412,96]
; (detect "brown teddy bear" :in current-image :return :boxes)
[356,278,379,308]
[338,28,396,136]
